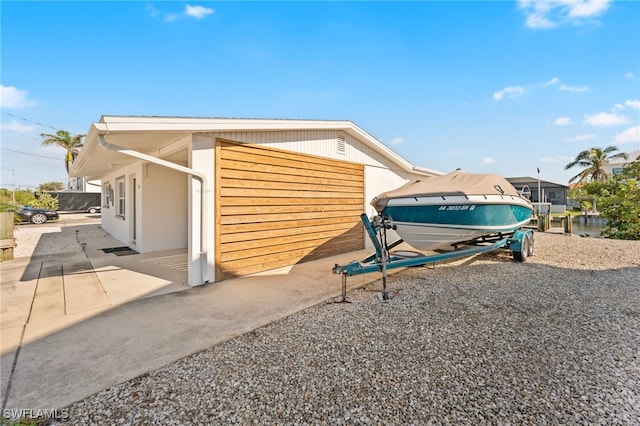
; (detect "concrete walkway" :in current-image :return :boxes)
[1,224,380,411]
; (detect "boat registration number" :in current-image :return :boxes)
[439,205,476,211]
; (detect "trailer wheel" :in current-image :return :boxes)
[513,235,529,262]
[527,233,534,257]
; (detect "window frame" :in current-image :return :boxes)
[115,176,126,217]
[102,182,113,208]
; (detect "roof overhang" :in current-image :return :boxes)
[70,116,442,179]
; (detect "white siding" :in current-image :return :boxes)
[140,163,188,252]
[206,130,414,174]
[100,163,139,246]
[99,160,189,253]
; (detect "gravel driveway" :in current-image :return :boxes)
[12,213,103,258]
[57,233,640,425]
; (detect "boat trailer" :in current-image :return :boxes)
[333,214,534,301]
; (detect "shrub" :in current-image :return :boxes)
[585,161,640,240]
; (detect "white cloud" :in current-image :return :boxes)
[564,134,595,142]
[583,112,629,126]
[493,86,525,101]
[146,4,158,17]
[186,5,214,19]
[559,84,588,93]
[520,1,557,29]
[0,85,36,109]
[518,0,612,29]
[389,137,404,146]
[625,72,635,79]
[625,99,640,110]
[614,125,640,144]
[553,117,571,126]
[493,77,566,101]
[568,0,612,18]
[613,103,624,110]
[147,3,214,22]
[481,157,495,166]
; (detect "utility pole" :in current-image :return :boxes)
[12,169,16,204]
[537,167,541,214]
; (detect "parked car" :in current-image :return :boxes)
[16,206,59,224]
[87,206,101,214]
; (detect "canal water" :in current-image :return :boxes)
[570,217,607,238]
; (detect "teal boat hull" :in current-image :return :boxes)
[381,196,533,251]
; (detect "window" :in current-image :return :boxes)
[612,167,623,175]
[102,182,112,207]
[116,176,126,217]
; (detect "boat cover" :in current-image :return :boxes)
[372,169,525,211]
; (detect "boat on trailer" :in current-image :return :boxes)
[333,170,534,301]
[371,169,534,251]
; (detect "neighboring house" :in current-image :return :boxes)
[69,176,102,192]
[506,177,568,213]
[603,149,640,177]
[567,149,639,211]
[70,116,442,286]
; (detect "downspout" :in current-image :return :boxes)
[98,135,210,284]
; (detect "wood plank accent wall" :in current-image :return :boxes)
[216,139,365,280]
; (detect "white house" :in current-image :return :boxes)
[70,116,442,286]
[603,149,640,177]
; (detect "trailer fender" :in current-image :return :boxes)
[510,229,533,262]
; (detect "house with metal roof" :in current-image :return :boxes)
[506,176,568,213]
[603,149,640,177]
[70,116,442,286]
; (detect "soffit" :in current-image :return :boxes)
[72,130,190,179]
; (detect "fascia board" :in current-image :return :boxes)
[69,123,101,177]
[80,116,442,178]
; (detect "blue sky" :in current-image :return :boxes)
[1,0,639,190]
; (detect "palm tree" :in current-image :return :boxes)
[564,146,628,183]
[41,130,85,189]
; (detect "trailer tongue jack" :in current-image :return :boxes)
[333,214,533,302]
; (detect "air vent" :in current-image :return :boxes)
[337,135,346,155]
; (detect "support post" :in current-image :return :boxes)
[563,214,573,234]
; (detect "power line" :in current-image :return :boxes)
[2,112,60,131]
[0,183,39,190]
[0,166,54,181]
[1,170,59,187]
[2,128,42,142]
[1,147,60,161]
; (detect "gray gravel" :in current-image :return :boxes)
[57,233,639,425]
[13,213,104,258]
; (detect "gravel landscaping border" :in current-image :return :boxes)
[51,233,640,425]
